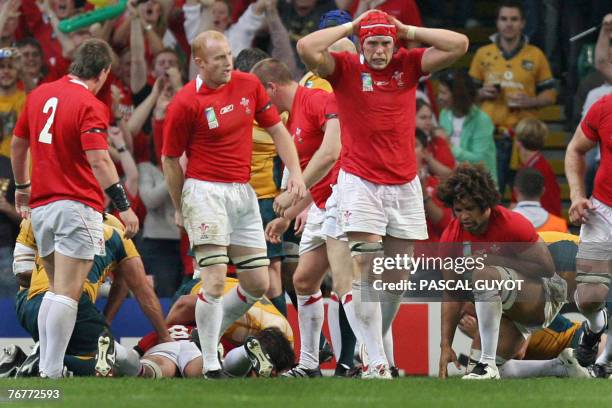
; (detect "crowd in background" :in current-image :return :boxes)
[0,0,611,299]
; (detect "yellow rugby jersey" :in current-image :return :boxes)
[299,72,333,93]
[20,217,139,301]
[538,231,579,244]
[250,113,289,199]
[0,90,26,158]
[190,278,294,346]
[469,37,556,130]
[524,314,581,360]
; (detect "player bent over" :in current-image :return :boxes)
[162,31,305,378]
[438,164,560,380]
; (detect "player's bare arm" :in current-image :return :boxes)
[103,273,130,324]
[300,118,341,189]
[565,126,597,224]
[117,257,173,343]
[484,238,555,279]
[394,18,469,74]
[10,136,31,219]
[165,294,197,326]
[86,149,139,238]
[161,155,185,228]
[266,122,306,202]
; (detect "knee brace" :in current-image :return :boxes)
[233,252,270,272]
[194,246,230,268]
[348,241,383,258]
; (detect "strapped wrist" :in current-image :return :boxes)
[105,182,131,212]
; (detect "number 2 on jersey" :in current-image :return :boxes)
[38,97,58,144]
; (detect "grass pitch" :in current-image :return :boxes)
[1,377,611,408]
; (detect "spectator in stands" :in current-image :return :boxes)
[415,99,455,178]
[0,0,20,48]
[513,118,561,216]
[182,0,269,58]
[437,69,497,183]
[0,146,18,299]
[113,0,171,58]
[336,0,422,27]
[0,47,25,158]
[512,167,568,233]
[138,77,182,297]
[15,38,48,92]
[20,0,81,79]
[469,1,556,195]
[415,129,452,242]
[278,0,335,68]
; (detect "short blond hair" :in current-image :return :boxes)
[191,31,228,60]
[516,118,547,151]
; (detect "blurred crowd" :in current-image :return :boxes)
[0,0,611,298]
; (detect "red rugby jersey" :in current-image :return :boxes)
[327,48,426,185]
[162,71,281,183]
[580,94,612,207]
[13,76,110,212]
[286,86,340,208]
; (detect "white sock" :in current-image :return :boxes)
[341,291,364,345]
[380,291,402,335]
[327,293,342,362]
[37,291,55,374]
[583,308,607,333]
[499,358,567,378]
[195,292,223,372]
[45,294,78,378]
[596,320,612,365]
[474,290,502,367]
[383,326,395,367]
[114,342,143,377]
[219,285,260,336]
[223,346,252,377]
[297,290,324,369]
[352,281,387,368]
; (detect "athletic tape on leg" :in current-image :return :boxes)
[348,241,383,258]
[233,253,270,271]
[576,269,611,286]
[194,246,229,268]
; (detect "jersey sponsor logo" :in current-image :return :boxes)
[204,107,219,129]
[293,128,303,144]
[361,73,373,92]
[521,60,534,71]
[220,104,234,115]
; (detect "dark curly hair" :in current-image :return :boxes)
[437,163,500,211]
[256,327,295,373]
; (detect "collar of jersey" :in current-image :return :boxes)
[490,33,529,60]
[67,75,89,90]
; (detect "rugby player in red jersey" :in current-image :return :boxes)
[296,10,468,378]
[162,31,305,378]
[565,93,612,371]
[437,164,557,380]
[251,58,342,377]
[10,39,139,379]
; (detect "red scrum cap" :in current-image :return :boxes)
[358,10,397,47]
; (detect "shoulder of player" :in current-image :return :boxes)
[231,71,262,88]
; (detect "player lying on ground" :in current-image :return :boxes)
[2,215,168,377]
[94,275,294,378]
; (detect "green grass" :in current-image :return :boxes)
[1,377,612,408]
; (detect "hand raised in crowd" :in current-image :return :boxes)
[478,84,499,100]
[1,0,21,18]
[165,67,183,92]
[569,197,594,225]
[110,84,123,119]
[108,125,127,149]
[263,0,278,16]
[265,217,290,244]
